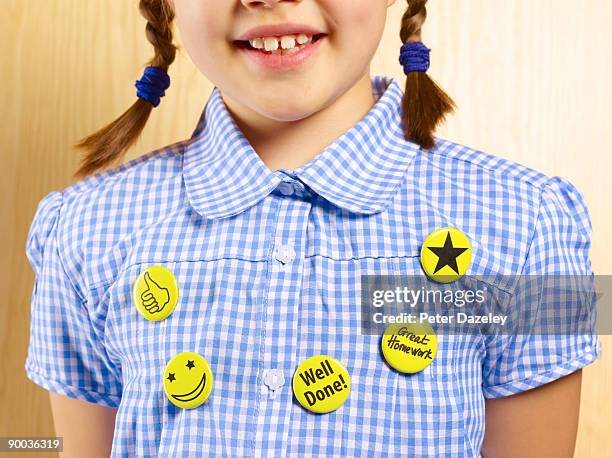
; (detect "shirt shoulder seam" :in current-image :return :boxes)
[429,138,550,191]
[62,140,188,206]
[53,193,89,305]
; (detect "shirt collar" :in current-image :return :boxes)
[182,75,419,220]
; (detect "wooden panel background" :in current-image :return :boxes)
[1,0,610,456]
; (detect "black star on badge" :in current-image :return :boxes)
[427,232,468,274]
[186,360,195,370]
[167,372,176,383]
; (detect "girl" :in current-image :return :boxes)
[25,0,600,456]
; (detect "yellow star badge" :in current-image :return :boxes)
[420,227,472,283]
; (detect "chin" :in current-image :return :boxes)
[254,95,321,122]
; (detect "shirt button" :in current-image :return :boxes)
[263,368,285,391]
[274,244,296,264]
[277,181,295,196]
[293,182,307,197]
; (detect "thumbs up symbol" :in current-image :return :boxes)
[141,271,170,314]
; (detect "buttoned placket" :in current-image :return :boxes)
[253,173,312,456]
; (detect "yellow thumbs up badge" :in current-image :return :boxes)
[132,265,179,321]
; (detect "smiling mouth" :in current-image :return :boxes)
[171,373,206,403]
[234,34,326,55]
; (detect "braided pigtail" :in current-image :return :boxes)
[399,0,456,150]
[74,0,178,179]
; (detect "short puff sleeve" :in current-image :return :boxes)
[482,176,601,397]
[24,191,122,407]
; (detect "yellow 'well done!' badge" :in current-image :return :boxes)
[420,227,472,283]
[293,356,350,413]
[381,323,437,373]
[133,265,179,321]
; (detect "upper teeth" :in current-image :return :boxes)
[249,34,313,51]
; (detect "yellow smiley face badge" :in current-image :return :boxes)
[163,351,213,409]
[420,227,472,283]
[132,265,179,321]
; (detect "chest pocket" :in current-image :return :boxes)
[296,254,478,455]
[102,258,269,450]
[306,256,482,456]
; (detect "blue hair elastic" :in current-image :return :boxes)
[399,41,431,75]
[134,66,171,107]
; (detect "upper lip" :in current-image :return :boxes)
[235,23,325,41]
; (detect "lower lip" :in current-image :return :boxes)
[237,36,325,71]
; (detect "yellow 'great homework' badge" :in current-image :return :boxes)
[132,265,179,321]
[381,323,437,373]
[420,227,472,283]
[293,355,350,413]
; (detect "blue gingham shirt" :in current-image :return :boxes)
[25,75,600,457]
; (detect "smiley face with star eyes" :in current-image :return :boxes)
[163,351,214,408]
